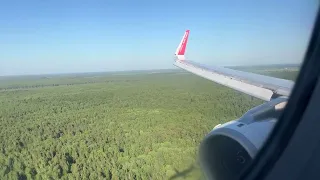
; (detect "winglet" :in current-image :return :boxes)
[175,30,190,61]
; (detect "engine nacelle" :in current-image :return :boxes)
[199,97,288,180]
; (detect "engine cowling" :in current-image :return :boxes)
[199,97,288,180]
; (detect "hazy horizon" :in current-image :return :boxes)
[0,63,301,77]
[0,0,317,76]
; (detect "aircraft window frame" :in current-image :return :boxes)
[240,6,320,180]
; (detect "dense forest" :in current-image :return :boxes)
[0,69,298,179]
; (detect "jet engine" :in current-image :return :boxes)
[199,97,288,180]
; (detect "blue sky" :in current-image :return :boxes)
[0,0,318,75]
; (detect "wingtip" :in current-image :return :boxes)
[176,30,190,55]
[174,30,190,61]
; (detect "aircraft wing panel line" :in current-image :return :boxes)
[174,60,275,101]
[186,60,294,95]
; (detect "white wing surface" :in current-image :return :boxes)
[174,30,295,101]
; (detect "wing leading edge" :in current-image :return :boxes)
[174,30,295,101]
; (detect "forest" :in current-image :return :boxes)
[0,69,298,180]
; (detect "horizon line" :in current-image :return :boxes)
[0,63,301,77]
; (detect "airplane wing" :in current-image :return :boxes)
[174,30,295,101]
